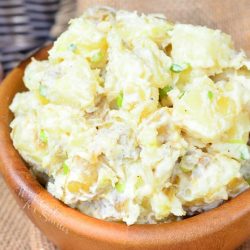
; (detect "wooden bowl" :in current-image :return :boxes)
[0,47,249,250]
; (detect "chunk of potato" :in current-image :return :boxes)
[171,24,234,74]
[173,76,237,142]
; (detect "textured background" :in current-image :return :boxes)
[0,175,56,250]
[1,0,250,249]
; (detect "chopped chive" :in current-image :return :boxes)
[245,178,250,185]
[170,64,183,73]
[227,139,245,144]
[39,84,47,97]
[91,51,103,63]
[208,91,214,101]
[69,43,77,52]
[180,165,191,173]
[115,181,125,193]
[170,63,189,73]
[116,92,123,108]
[240,152,246,160]
[39,130,48,143]
[178,91,185,99]
[159,85,173,99]
[63,162,70,175]
[135,176,144,189]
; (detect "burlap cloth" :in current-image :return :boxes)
[1,0,250,249]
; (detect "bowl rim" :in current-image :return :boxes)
[0,46,250,247]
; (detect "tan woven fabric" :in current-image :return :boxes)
[0,175,57,250]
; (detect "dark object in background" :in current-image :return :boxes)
[0,0,76,78]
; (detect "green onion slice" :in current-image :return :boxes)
[116,92,123,108]
[178,91,185,99]
[159,85,173,99]
[69,43,77,52]
[227,139,245,144]
[39,130,48,143]
[91,51,103,63]
[246,178,250,185]
[208,91,214,101]
[240,152,246,160]
[39,84,47,97]
[170,63,189,73]
[115,181,125,193]
[63,162,70,175]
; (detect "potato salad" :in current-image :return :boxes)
[10,7,250,225]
